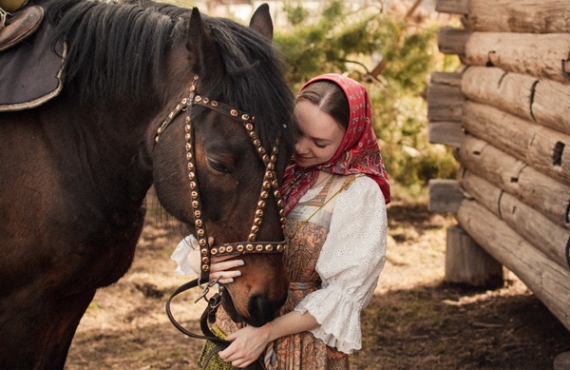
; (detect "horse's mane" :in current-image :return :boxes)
[48,0,294,153]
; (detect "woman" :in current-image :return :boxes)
[172,73,390,369]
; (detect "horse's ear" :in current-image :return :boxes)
[187,7,224,78]
[249,3,273,42]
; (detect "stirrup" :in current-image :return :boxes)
[0,5,44,52]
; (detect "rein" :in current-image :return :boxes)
[155,75,286,369]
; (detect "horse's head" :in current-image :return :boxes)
[152,4,294,327]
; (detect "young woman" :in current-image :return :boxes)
[172,73,390,369]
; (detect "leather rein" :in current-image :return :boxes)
[154,75,287,367]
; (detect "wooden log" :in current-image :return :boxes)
[462,101,570,187]
[427,72,464,125]
[444,224,503,286]
[457,199,570,332]
[428,179,463,212]
[459,169,570,270]
[429,121,464,147]
[430,71,462,87]
[435,0,469,15]
[437,26,471,56]
[461,32,570,84]
[458,135,570,230]
[462,0,570,34]
[461,66,570,136]
[533,78,570,136]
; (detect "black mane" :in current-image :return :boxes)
[48,0,293,153]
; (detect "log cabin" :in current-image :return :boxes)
[427,1,570,365]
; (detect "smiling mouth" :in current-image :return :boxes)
[295,154,312,162]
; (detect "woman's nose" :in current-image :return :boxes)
[295,138,309,154]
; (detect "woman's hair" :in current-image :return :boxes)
[296,81,350,130]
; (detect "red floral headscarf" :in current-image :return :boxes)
[281,73,390,215]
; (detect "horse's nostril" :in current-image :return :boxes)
[247,294,277,327]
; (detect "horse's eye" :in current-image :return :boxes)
[207,159,230,173]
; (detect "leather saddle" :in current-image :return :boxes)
[0,0,65,112]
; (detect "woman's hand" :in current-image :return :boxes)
[171,235,243,284]
[209,254,244,284]
[218,324,272,368]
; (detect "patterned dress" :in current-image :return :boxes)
[200,174,387,370]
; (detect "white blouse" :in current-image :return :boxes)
[293,175,387,354]
[170,175,388,355]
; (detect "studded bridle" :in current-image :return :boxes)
[157,77,288,366]
[155,75,287,283]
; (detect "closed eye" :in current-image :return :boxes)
[207,159,230,173]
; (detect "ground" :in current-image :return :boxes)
[64,201,570,370]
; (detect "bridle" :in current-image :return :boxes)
[155,75,287,368]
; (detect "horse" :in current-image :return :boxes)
[0,0,295,368]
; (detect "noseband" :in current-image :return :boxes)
[155,75,287,283]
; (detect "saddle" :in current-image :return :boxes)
[0,0,65,112]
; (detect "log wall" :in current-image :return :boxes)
[429,0,570,332]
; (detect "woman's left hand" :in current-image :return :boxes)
[209,254,244,285]
[218,324,272,368]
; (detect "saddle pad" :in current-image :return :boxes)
[0,0,65,112]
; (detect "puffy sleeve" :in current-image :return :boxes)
[294,176,387,354]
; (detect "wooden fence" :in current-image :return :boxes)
[427,0,570,333]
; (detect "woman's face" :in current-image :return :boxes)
[293,100,345,168]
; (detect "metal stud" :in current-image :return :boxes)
[202,257,209,264]
[230,109,238,117]
[211,248,218,255]
[185,116,191,123]
[265,244,273,252]
[255,210,264,217]
[195,95,202,102]
[201,248,208,256]
[242,114,250,121]
[190,181,197,189]
[255,244,263,252]
[195,210,201,218]
[188,163,194,171]
[226,246,234,253]
[254,217,262,226]
[197,228,204,237]
[203,98,209,104]
[237,244,244,252]
[258,200,266,208]
[251,225,259,234]
[188,172,195,180]
[186,143,192,151]
[202,264,209,271]
[246,244,254,252]
[261,191,269,199]
[191,191,198,199]
[192,200,199,208]
[219,246,226,254]
[211,101,218,107]
[263,181,271,189]
[245,123,254,131]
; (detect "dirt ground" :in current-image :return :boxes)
[64,201,570,370]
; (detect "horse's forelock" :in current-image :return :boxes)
[201,16,295,156]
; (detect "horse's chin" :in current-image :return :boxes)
[221,288,282,327]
